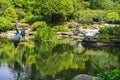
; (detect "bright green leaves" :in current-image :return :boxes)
[35,27,57,41]
[4,7,17,22]
[0,17,12,31]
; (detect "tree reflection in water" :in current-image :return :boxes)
[0,38,120,80]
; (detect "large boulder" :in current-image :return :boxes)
[72,74,92,80]
[72,74,102,80]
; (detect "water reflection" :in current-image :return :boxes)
[0,38,120,80]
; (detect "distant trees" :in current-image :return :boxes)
[89,0,113,10]
[36,0,74,22]
[0,0,120,32]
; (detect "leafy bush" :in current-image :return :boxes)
[75,10,107,24]
[29,16,44,24]
[92,62,120,80]
[74,10,120,24]
[20,12,33,23]
[99,26,120,36]
[52,25,69,32]
[35,27,57,41]
[98,34,116,40]
[0,17,12,32]
[4,7,17,22]
[30,21,47,31]
[113,26,120,36]
[99,26,120,40]
[98,69,120,80]
[106,11,119,20]
[105,10,120,24]
[99,26,114,35]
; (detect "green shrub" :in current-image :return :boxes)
[99,26,114,35]
[99,26,120,36]
[106,11,119,20]
[30,21,47,31]
[74,10,120,24]
[104,10,120,24]
[98,34,116,40]
[93,62,120,80]
[76,10,93,24]
[35,27,57,41]
[29,16,44,24]
[113,26,120,36]
[52,25,69,32]
[20,12,33,23]
[75,10,107,24]
[4,7,17,22]
[99,26,120,40]
[0,17,12,32]
[98,69,120,80]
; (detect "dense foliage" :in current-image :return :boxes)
[0,17,12,32]
[35,27,57,41]
[98,69,120,80]
[30,21,47,31]
[93,62,120,80]
[0,0,120,32]
[0,0,119,23]
[99,26,120,39]
[52,25,69,32]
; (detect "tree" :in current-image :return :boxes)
[0,0,11,16]
[0,17,12,32]
[4,7,17,22]
[73,0,89,11]
[35,0,74,22]
[89,0,113,10]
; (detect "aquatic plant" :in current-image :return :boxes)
[92,62,120,80]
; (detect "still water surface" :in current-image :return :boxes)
[0,38,120,80]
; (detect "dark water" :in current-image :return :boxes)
[0,38,120,80]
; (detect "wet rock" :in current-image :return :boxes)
[72,74,92,80]
[72,74,102,80]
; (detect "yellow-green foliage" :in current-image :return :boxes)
[52,25,69,32]
[4,7,17,22]
[0,17,12,31]
[76,10,107,24]
[35,27,57,41]
[106,10,120,20]
[30,21,47,31]
[20,12,33,23]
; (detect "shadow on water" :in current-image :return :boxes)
[0,38,120,80]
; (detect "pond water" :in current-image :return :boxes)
[0,38,120,80]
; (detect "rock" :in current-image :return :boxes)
[72,74,92,80]
[72,74,102,80]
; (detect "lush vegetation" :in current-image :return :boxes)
[93,62,120,80]
[0,0,120,79]
[30,21,47,31]
[0,0,120,32]
[52,25,69,32]
[98,26,120,40]
[0,17,12,32]
[35,27,57,41]
[98,69,120,80]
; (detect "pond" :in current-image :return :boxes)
[0,38,120,80]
